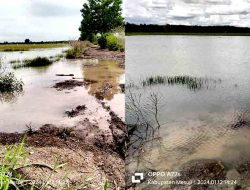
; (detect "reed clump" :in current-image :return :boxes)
[65,41,92,59]
[142,75,205,90]
[0,61,23,93]
[12,57,52,69]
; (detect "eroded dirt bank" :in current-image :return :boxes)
[82,47,125,68]
[0,110,126,189]
[0,47,126,189]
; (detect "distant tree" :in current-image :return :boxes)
[25,39,31,44]
[79,0,123,41]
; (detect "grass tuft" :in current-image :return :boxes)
[141,75,209,90]
[65,41,92,59]
[0,138,28,189]
[12,57,53,69]
[0,71,23,93]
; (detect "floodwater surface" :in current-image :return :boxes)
[126,36,250,189]
[0,48,124,132]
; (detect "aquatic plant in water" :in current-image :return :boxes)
[0,61,23,102]
[0,72,23,93]
[12,57,52,69]
[141,75,213,91]
[126,88,164,188]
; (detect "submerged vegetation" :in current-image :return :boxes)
[12,57,53,69]
[0,72,23,93]
[126,88,163,188]
[141,75,219,90]
[10,54,65,69]
[0,61,23,93]
[0,43,66,52]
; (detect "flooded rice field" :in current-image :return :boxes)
[0,48,124,133]
[126,36,250,189]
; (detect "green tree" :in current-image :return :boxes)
[25,39,31,44]
[79,0,123,41]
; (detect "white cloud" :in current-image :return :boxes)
[124,0,250,27]
[0,0,86,42]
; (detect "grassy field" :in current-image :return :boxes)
[0,43,67,52]
[126,32,250,36]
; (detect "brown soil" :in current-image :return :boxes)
[0,46,126,189]
[82,47,125,68]
[53,80,84,91]
[0,115,126,189]
[93,82,113,100]
[53,79,97,91]
[65,105,87,117]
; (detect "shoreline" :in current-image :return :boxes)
[0,47,126,189]
[82,46,125,68]
[125,32,250,36]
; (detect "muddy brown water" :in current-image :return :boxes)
[0,48,124,133]
[126,36,250,189]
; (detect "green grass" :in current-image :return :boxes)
[0,138,29,189]
[126,32,250,36]
[49,54,65,62]
[0,43,66,52]
[0,139,69,190]
[10,54,64,67]
[12,57,53,69]
[98,33,124,52]
[103,180,109,190]
[66,41,92,59]
[0,140,110,189]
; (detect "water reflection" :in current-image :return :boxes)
[0,91,23,103]
[83,60,124,100]
[126,36,250,189]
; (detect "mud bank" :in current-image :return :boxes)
[0,46,125,189]
[0,110,126,189]
[53,79,97,91]
[82,47,125,68]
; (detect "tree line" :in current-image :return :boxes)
[0,40,68,45]
[125,23,250,34]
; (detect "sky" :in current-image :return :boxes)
[0,0,86,42]
[124,0,250,27]
[1,0,250,42]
